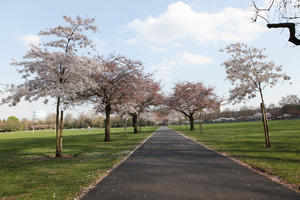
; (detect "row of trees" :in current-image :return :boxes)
[3,93,298,133]
[4,92,297,132]
[1,16,163,157]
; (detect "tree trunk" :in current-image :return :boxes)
[56,97,60,157]
[199,112,203,133]
[261,103,271,148]
[104,104,111,142]
[259,88,271,148]
[59,110,64,155]
[138,115,142,133]
[132,113,138,134]
[124,118,127,136]
[189,114,195,131]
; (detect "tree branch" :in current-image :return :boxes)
[267,23,300,45]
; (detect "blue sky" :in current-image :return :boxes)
[1,0,300,120]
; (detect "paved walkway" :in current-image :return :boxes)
[81,127,300,200]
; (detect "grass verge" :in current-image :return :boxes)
[170,120,300,191]
[0,126,158,200]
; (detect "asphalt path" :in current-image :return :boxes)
[81,127,300,200]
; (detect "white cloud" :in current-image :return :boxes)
[179,52,213,64]
[128,1,265,45]
[18,34,40,47]
[150,46,167,53]
[150,52,213,81]
[125,38,138,45]
[174,42,183,47]
[151,59,176,81]
[93,37,107,47]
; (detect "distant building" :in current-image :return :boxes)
[33,110,47,121]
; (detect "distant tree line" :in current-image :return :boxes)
[0,113,157,133]
[0,116,23,132]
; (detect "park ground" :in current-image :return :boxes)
[170,119,300,192]
[1,120,300,199]
[0,127,157,200]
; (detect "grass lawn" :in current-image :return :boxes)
[0,126,158,200]
[170,120,300,190]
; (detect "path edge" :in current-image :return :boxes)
[172,128,300,194]
[75,129,158,200]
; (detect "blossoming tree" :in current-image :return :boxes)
[1,16,98,157]
[127,75,163,133]
[166,81,219,131]
[76,54,143,141]
[220,43,291,148]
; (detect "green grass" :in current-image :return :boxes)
[170,120,300,188]
[0,126,158,200]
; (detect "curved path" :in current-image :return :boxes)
[81,127,300,200]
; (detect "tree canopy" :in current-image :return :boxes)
[279,94,300,106]
[220,43,290,104]
[74,54,144,141]
[4,116,23,132]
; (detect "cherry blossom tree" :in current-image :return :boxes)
[166,81,219,131]
[220,43,291,148]
[252,0,300,45]
[127,75,163,133]
[76,54,143,141]
[1,16,98,157]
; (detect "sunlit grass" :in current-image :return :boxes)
[170,120,300,188]
[0,127,158,200]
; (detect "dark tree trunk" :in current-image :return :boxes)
[104,104,111,142]
[56,97,60,157]
[139,115,142,133]
[259,88,271,148]
[261,103,271,148]
[59,110,64,155]
[189,114,195,131]
[132,113,138,134]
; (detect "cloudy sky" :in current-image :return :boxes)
[0,0,299,120]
